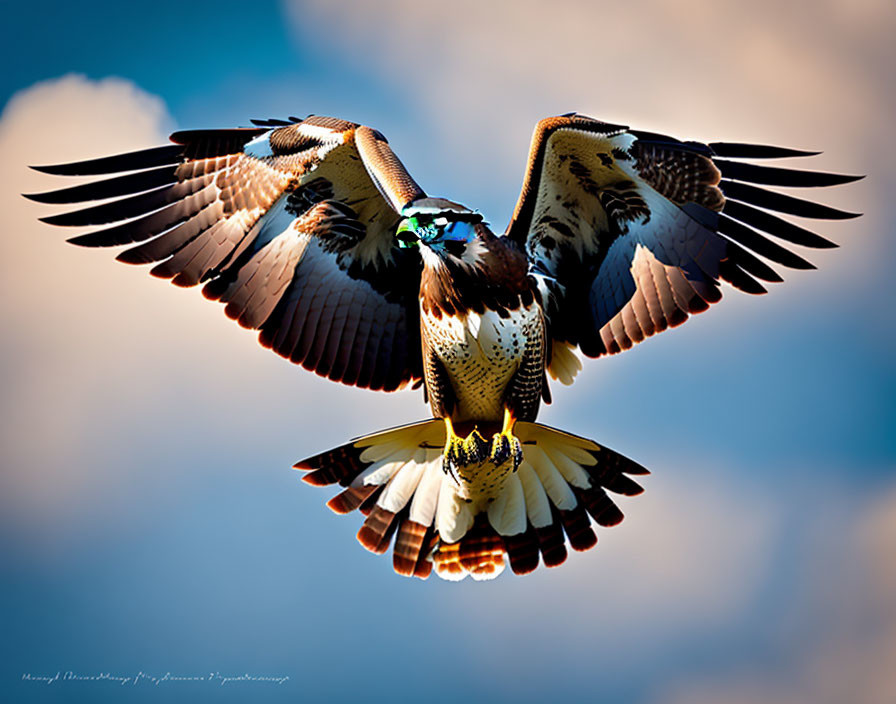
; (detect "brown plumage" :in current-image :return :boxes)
[419,224,533,319]
[30,109,860,581]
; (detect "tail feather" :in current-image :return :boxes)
[456,517,505,581]
[516,462,553,528]
[486,472,527,536]
[524,444,579,510]
[327,484,378,514]
[559,504,598,551]
[393,520,429,576]
[357,505,400,554]
[431,542,466,581]
[414,528,439,579]
[294,419,648,581]
[575,486,626,527]
[357,486,385,516]
[503,527,540,575]
[536,516,568,567]
[408,458,443,526]
[298,445,365,486]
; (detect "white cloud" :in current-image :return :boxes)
[0,75,174,533]
[285,0,885,283]
[652,481,896,704]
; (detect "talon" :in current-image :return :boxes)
[490,433,510,464]
[488,431,522,469]
[442,417,465,481]
[462,428,489,464]
[488,408,523,471]
[442,419,491,481]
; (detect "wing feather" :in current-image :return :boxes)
[506,113,860,365]
[33,116,428,391]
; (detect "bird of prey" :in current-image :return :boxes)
[29,112,860,580]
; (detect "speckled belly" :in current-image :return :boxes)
[421,302,542,422]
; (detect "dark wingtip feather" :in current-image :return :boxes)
[718,215,817,270]
[624,463,650,476]
[718,259,769,294]
[716,160,865,188]
[249,118,291,127]
[709,142,822,159]
[326,485,379,514]
[115,248,150,265]
[722,200,839,250]
[201,279,228,302]
[606,476,645,496]
[65,233,101,247]
[23,191,61,203]
[719,180,863,221]
[300,471,330,486]
[28,145,182,176]
[725,242,784,283]
[42,212,90,226]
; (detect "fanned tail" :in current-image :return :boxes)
[294,420,648,581]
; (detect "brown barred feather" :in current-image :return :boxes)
[355,125,427,211]
[432,542,465,579]
[599,182,651,225]
[38,116,426,393]
[559,504,598,551]
[629,288,654,337]
[412,557,434,580]
[358,486,385,517]
[457,517,505,578]
[535,518,568,568]
[357,505,398,554]
[621,303,644,344]
[419,224,531,319]
[633,143,724,211]
[503,527,540,575]
[412,529,439,580]
[647,255,685,325]
[326,485,379,515]
[595,470,645,497]
[295,444,367,487]
[575,486,625,527]
[393,520,430,576]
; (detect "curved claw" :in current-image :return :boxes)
[443,426,490,481]
[489,430,523,471]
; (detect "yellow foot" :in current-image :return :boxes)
[488,408,522,471]
[488,429,523,470]
[442,419,490,481]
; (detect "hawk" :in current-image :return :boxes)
[29,113,860,580]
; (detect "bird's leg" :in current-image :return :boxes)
[442,416,489,481]
[489,408,523,471]
[442,416,463,473]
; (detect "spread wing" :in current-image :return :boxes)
[28,115,428,391]
[506,113,862,371]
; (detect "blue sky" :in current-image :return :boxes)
[1,1,895,703]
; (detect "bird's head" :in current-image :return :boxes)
[396,198,488,267]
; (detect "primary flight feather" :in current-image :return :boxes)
[29,112,861,580]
